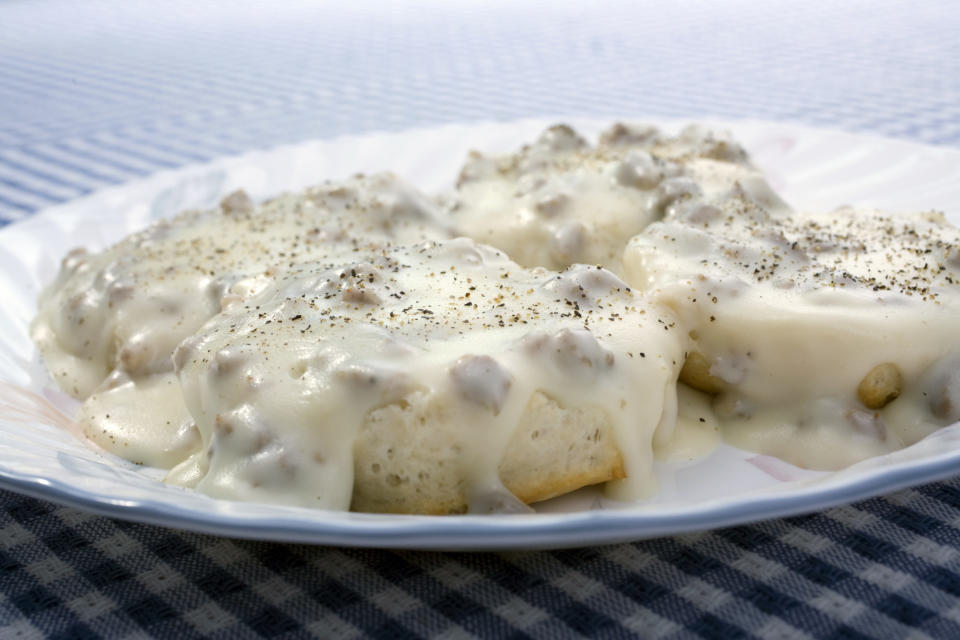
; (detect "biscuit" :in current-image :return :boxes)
[624,191,960,469]
[170,239,683,512]
[447,122,782,275]
[33,173,452,466]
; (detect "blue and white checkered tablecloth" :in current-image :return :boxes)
[3,1,960,637]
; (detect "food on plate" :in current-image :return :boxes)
[623,190,960,469]
[29,121,960,514]
[31,173,451,468]
[446,122,785,275]
[168,238,683,512]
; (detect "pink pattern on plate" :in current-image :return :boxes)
[751,136,796,192]
[0,382,83,440]
[747,454,804,482]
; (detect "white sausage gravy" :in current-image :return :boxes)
[31,122,960,512]
[32,173,452,469]
[168,239,683,511]
[447,123,785,275]
[624,191,960,469]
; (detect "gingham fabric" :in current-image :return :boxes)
[2,0,960,637]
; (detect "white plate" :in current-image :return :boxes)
[2,118,960,550]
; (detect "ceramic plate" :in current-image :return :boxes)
[1,118,959,550]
